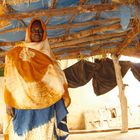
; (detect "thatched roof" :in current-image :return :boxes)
[0,0,140,60]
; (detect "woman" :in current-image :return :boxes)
[4,18,71,140]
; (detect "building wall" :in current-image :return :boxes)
[67,81,121,130]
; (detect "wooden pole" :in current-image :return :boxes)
[0,18,120,35]
[0,31,126,47]
[111,54,128,133]
[0,4,117,20]
[116,20,140,55]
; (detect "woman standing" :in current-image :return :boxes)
[4,18,71,140]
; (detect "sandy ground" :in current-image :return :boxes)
[0,129,140,140]
[67,129,140,140]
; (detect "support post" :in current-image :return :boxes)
[111,54,128,132]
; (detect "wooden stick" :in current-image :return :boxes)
[0,45,140,60]
[0,0,38,5]
[0,4,117,20]
[52,37,124,51]
[0,27,26,34]
[117,21,140,54]
[79,0,88,5]
[50,0,57,8]
[0,31,126,48]
[0,18,120,34]
[0,63,5,68]
[54,41,121,55]
[66,13,78,35]
[51,31,125,48]
[49,23,122,44]
[47,18,120,29]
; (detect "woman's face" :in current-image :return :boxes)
[30,20,44,42]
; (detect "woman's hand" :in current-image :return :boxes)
[6,105,14,117]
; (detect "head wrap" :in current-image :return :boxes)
[24,18,54,58]
[25,18,47,43]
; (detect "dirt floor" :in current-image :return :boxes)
[67,129,140,140]
[0,129,140,140]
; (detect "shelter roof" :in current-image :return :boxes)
[0,0,140,61]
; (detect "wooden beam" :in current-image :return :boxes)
[48,18,119,29]
[65,0,88,34]
[51,30,125,48]
[0,18,120,34]
[52,37,124,51]
[0,4,117,20]
[120,43,140,58]
[112,0,132,5]
[79,0,88,5]
[53,44,140,59]
[45,17,51,24]
[54,48,117,59]
[0,0,39,5]
[0,27,26,34]
[53,41,122,56]
[65,13,77,35]
[50,0,57,8]
[0,41,24,47]
[51,35,123,48]
[0,22,123,47]
[95,0,107,20]
[49,43,140,59]
[0,31,126,48]
[0,44,140,60]
[0,63,4,68]
[84,43,140,59]
[117,20,140,54]
[50,23,122,44]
